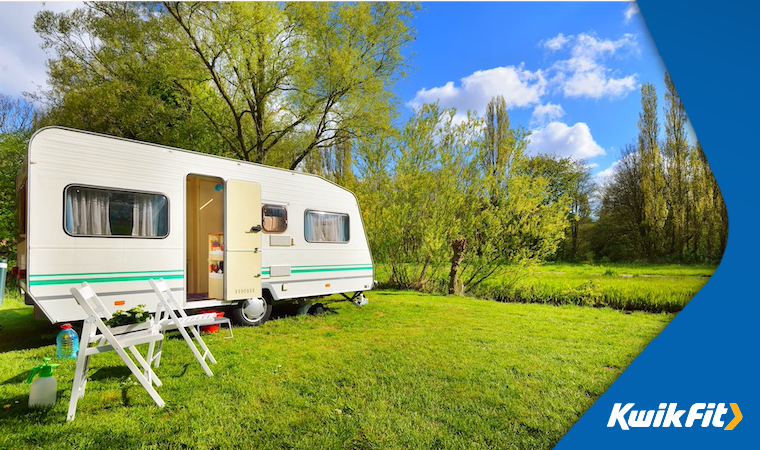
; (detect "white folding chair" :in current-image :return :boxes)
[148,278,219,378]
[68,282,165,421]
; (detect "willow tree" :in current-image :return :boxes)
[34,2,417,168]
[357,102,569,293]
[33,2,217,152]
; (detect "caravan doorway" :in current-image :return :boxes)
[186,174,224,300]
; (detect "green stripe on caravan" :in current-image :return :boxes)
[28,264,372,285]
[29,269,185,278]
[29,274,185,286]
[261,264,372,274]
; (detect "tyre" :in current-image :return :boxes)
[232,297,272,326]
[308,303,325,315]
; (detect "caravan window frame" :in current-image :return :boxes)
[262,204,288,233]
[303,210,350,244]
[62,184,170,239]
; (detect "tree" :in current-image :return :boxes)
[638,82,667,257]
[689,141,728,261]
[663,71,689,258]
[33,2,221,154]
[524,155,593,261]
[356,100,569,293]
[0,94,36,260]
[302,131,355,185]
[35,2,417,169]
[592,73,727,263]
[593,144,647,260]
[483,96,511,175]
[380,104,480,289]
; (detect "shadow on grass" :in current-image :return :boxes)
[0,306,58,353]
[121,384,131,407]
[90,366,132,382]
[0,297,339,354]
[0,391,160,446]
[172,363,191,379]
[270,302,340,319]
[2,371,30,385]
[0,389,66,422]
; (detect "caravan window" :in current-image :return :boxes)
[64,186,169,238]
[262,204,287,232]
[304,210,349,243]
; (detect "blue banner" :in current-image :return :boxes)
[556,1,757,447]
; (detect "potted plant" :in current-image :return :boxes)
[104,304,151,327]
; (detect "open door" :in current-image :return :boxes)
[224,179,263,300]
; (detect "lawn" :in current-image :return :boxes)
[0,288,672,449]
[375,262,716,313]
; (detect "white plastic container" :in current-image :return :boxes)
[27,358,58,408]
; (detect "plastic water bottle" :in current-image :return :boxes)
[57,323,79,358]
[27,358,59,408]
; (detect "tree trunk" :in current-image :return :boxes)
[448,236,468,295]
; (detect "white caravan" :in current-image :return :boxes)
[16,127,373,326]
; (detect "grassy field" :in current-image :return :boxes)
[376,262,716,313]
[0,288,672,449]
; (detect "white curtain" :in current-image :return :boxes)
[132,194,166,237]
[305,211,348,242]
[66,188,111,235]
[66,188,167,237]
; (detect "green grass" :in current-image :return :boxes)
[376,262,716,313]
[528,262,717,278]
[0,289,672,449]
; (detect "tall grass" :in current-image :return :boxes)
[375,262,716,313]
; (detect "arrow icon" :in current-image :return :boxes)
[724,403,742,430]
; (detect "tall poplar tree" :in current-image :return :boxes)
[663,71,689,258]
[638,83,667,257]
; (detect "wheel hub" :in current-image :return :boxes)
[242,298,266,322]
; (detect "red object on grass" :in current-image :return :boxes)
[200,310,224,332]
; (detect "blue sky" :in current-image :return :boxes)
[397,1,676,179]
[0,1,678,179]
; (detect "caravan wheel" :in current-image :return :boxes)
[232,297,272,326]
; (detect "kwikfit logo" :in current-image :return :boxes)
[608,403,742,430]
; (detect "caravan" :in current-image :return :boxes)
[16,127,373,326]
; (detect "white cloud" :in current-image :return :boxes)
[407,65,547,116]
[595,157,629,184]
[0,2,83,98]
[405,31,641,120]
[595,161,619,181]
[542,33,570,51]
[549,33,640,99]
[560,69,638,99]
[531,102,565,125]
[527,121,606,160]
[624,3,640,24]
[576,33,637,59]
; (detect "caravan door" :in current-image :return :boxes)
[224,179,263,300]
